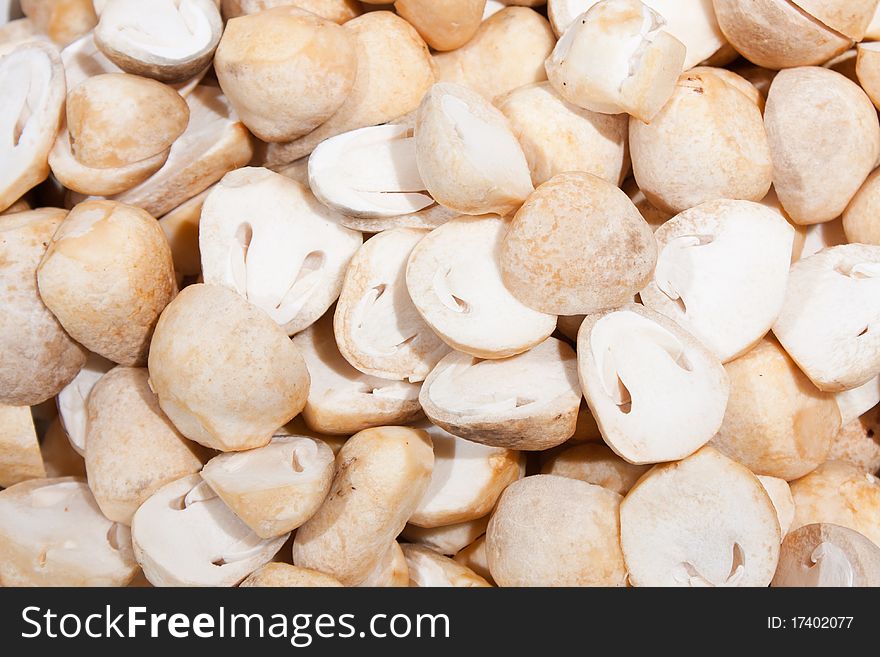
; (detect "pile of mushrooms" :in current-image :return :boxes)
[2,0,880,588]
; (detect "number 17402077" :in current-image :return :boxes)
[768,617,854,629]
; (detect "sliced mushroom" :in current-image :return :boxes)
[131,474,288,586]
[337,203,457,234]
[502,172,656,315]
[0,477,137,586]
[0,41,65,213]
[406,215,556,358]
[40,417,86,478]
[772,523,880,587]
[148,284,311,452]
[201,436,335,539]
[773,245,880,392]
[309,125,433,219]
[37,200,178,366]
[95,0,221,83]
[56,352,113,455]
[830,406,880,475]
[357,541,409,587]
[334,227,449,382]
[85,367,208,525]
[620,446,781,586]
[0,404,46,487]
[240,563,344,587]
[453,534,494,584]
[789,461,880,546]
[0,18,41,54]
[414,83,533,216]
[409,422,524,528]
[292,313,423,435]
[545,0,686,123]
[200,167,361,335]
[757,475,795,538]
[541,443,650,495]
[293,426,434,585]
[836,376,880,426]
[401,516,489,556]
[21,0,96,46]
[402,544,491,587]
[578,304,729,465]
[487,474,626,586]
[221,0,361,23]
[641,199,794,363]
[420,337,581,451]
[0,209,87,406]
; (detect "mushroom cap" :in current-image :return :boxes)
[757,475,795,538]
[292,313,423,435]
[414,83,533,216]
[357,541,410,587]
[293,426,434,585]
[394,0,485,52]
[240,562,343,587]
[37,200,178,366]
[84,367,208,525]
[406,215,556,359]
[453,534,494,584]
[95,0,222,83]
[764,67,880,226]
[21,0,97,46]
[830,406,880,474]
[401,516,489,556]
[540,442,651,495]
[201,436,335,539]
[620,446,781,586]
[629,67,772,215]
[641,199,794,363]
[0,208,87,406]
[200,167,361,335]
[772,523,880,587]
[0,404,46,488]
[221,0,362,23]
[856,42,880,110]
[712,337,840,480]
[502,172,657,315]
[789,0,877,40]
[487,474,626,586]
[578,304,729,465]
[789,461,880,547]
[147,284,311,452]
[402,543,491,587]
[131,474,289,586]
[843,167,880,246]
[0,477,137,586]
[773,244,880,392]
[420,337,582,451]
[409,422,524,528]
[57,351,114,455]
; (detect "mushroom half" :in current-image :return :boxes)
[772,523,880,587]
[56,352,114,455]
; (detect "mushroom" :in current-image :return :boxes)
[336,203,457,234]
[201,436,335,539]
[292,313,422,435]
[221,0,361,23]
[789,461,880,546]
[94,0,222,83]
[453,535,494,584]
[240,563,344,587]
[496,82,629,188]
[357,541,410,587]
[420,337,582,451]
[772,245,880,392]
[37,200,178,366]
[757,475,795,538]
[788,0,877,40]
[640,199,795,363]
[856,42,880,110]
[0,41,65,213]
[40,418,86,478]
[293,426,434,585]
[409,422,524,528]
[545,0,686,123]
[402,544,492,587]
[486,474,627,586]
[334,227,449,382]
[147,284,311,452]
[772,523,880,587]
[199,167,362,335]
[629,67,772,215]
[836,376,880,426]
[620,446,781,586]
[84,367,209,525]
[0,477,137,586]
[0,404,46,487]
[56,352,113,455]
[843,168,880,246]
[577,304,729,465]
[406,215,556,358]
[0,208,87,406]
[21,0,96,46]
[830,406,880,475]
[712,337,840,481]
[540,443,651,495]
[401,516,489,556]
[131,474,289,586]
[395,0,486,52]
[624,178,674,231]
[414,83,533,216]
[0,18,41,54]
[764,67,880,226]
[501,172,657,315]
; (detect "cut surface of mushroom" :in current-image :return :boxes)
[401,516,489,556]
[836,376,880,426]
[578,305,729,465]
[402,543,491,587]
[420,337,582,451]
[57,352,113,455]
[772,523,880,587]
[200,167,362,335]
[406,215,556,359]
[131,475,289,586]
[334,227,449,382]
[620,447,781,587]
[201,436,335,539]
[0,404,46,487]
[0,477,137,586]
[641,199,794,363]
[757,475,795,538]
